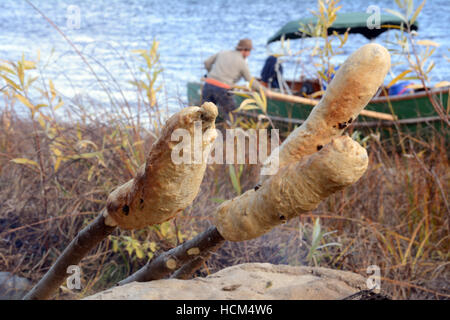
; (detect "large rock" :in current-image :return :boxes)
[0,272,31,300]
[86,263,367,300]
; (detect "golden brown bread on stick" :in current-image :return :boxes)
[261,43,390,178]
[106,102,218,230]
[214,136,368,241]
[214,43,391,241]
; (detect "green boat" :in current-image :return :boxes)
[187,12,449,135]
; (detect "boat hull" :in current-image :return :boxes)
[187,82,449,136]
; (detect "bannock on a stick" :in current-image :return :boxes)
[261,43,390,179]
[214,136,368,241]
[214,43,391,241]
[24,103,218,300]
[105,102,218,230]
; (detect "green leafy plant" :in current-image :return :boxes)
[301,218,341,266]
[129,41,165,132]
[110,235,158,260]
[351,130,379,148]
[232,84,275,131]
[384,0,449,125]
[299,0,349,90]
[228,164,244,195]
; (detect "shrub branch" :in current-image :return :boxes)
[23,211,117,300]
[118,226,224,285]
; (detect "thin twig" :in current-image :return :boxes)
[170,257,207,280]
[24,0,117,109]
[118,226,224,285]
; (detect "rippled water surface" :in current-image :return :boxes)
[0,0,448,112]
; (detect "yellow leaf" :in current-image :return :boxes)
[1,75,20,90]
[15,94,35,112]
[26,76,38,89]
[54,157,63,172]
[410,0,426,25]
[125,243,133,256]
[434,81,450,88]
[416,40,440,47]
[112,239,119,252]
[249,77,255,90]
[253,92,264,109]
[384,8,407,23]
[0,64,14,74]
[51,147,62,157]
[87,165,95,181]
[387,70,412,88]
[150,88,156,106]
[11,158,39,168]
[133,140,145,147]
[54,98,64,111]
[76,124,82,140]
[309,90,325,98]
[259,87,267,113]
[232,91,252,99]
[70,151,103,160]
[23,61,36,70]
[405,83,424,90]
[38,114,46,129]
[17,62,24,86]
[237,98,258,111]
[160,221,170,237]
[149,241,157,252]
[239,105,259,111]
[151,41,159,55]
[177,230,185,242]
[131,49,147,55]
[49,79,56,101]
[135,247,144,259]
[76,140,98,150]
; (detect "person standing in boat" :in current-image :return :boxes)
[202,38,265,120]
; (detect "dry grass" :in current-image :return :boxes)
[1,112,448,299]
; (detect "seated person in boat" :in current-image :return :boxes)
[260,55,283,89]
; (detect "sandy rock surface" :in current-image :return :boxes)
[0,272,31,300]
[86,263,367,300]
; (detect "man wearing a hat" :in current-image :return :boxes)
[202,38,265,120]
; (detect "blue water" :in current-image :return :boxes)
[0,0,449,114]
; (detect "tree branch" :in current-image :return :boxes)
[170,256,207,280]
[23,211,117,300]
[118,226,224,285]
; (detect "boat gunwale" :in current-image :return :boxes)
[187,82,449,125]
[236,111,448,128]
[370,86,449,104]
[189,81,449,105]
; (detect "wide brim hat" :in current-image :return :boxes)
[236,38,253,51]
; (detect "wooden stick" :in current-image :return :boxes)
[231,89,396,121]
[265,89,319,106]
[170,256,207,280]
[237,112,446,128]
[23,211,117,300]
[118,226,224,285]
[357,109,397,121]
